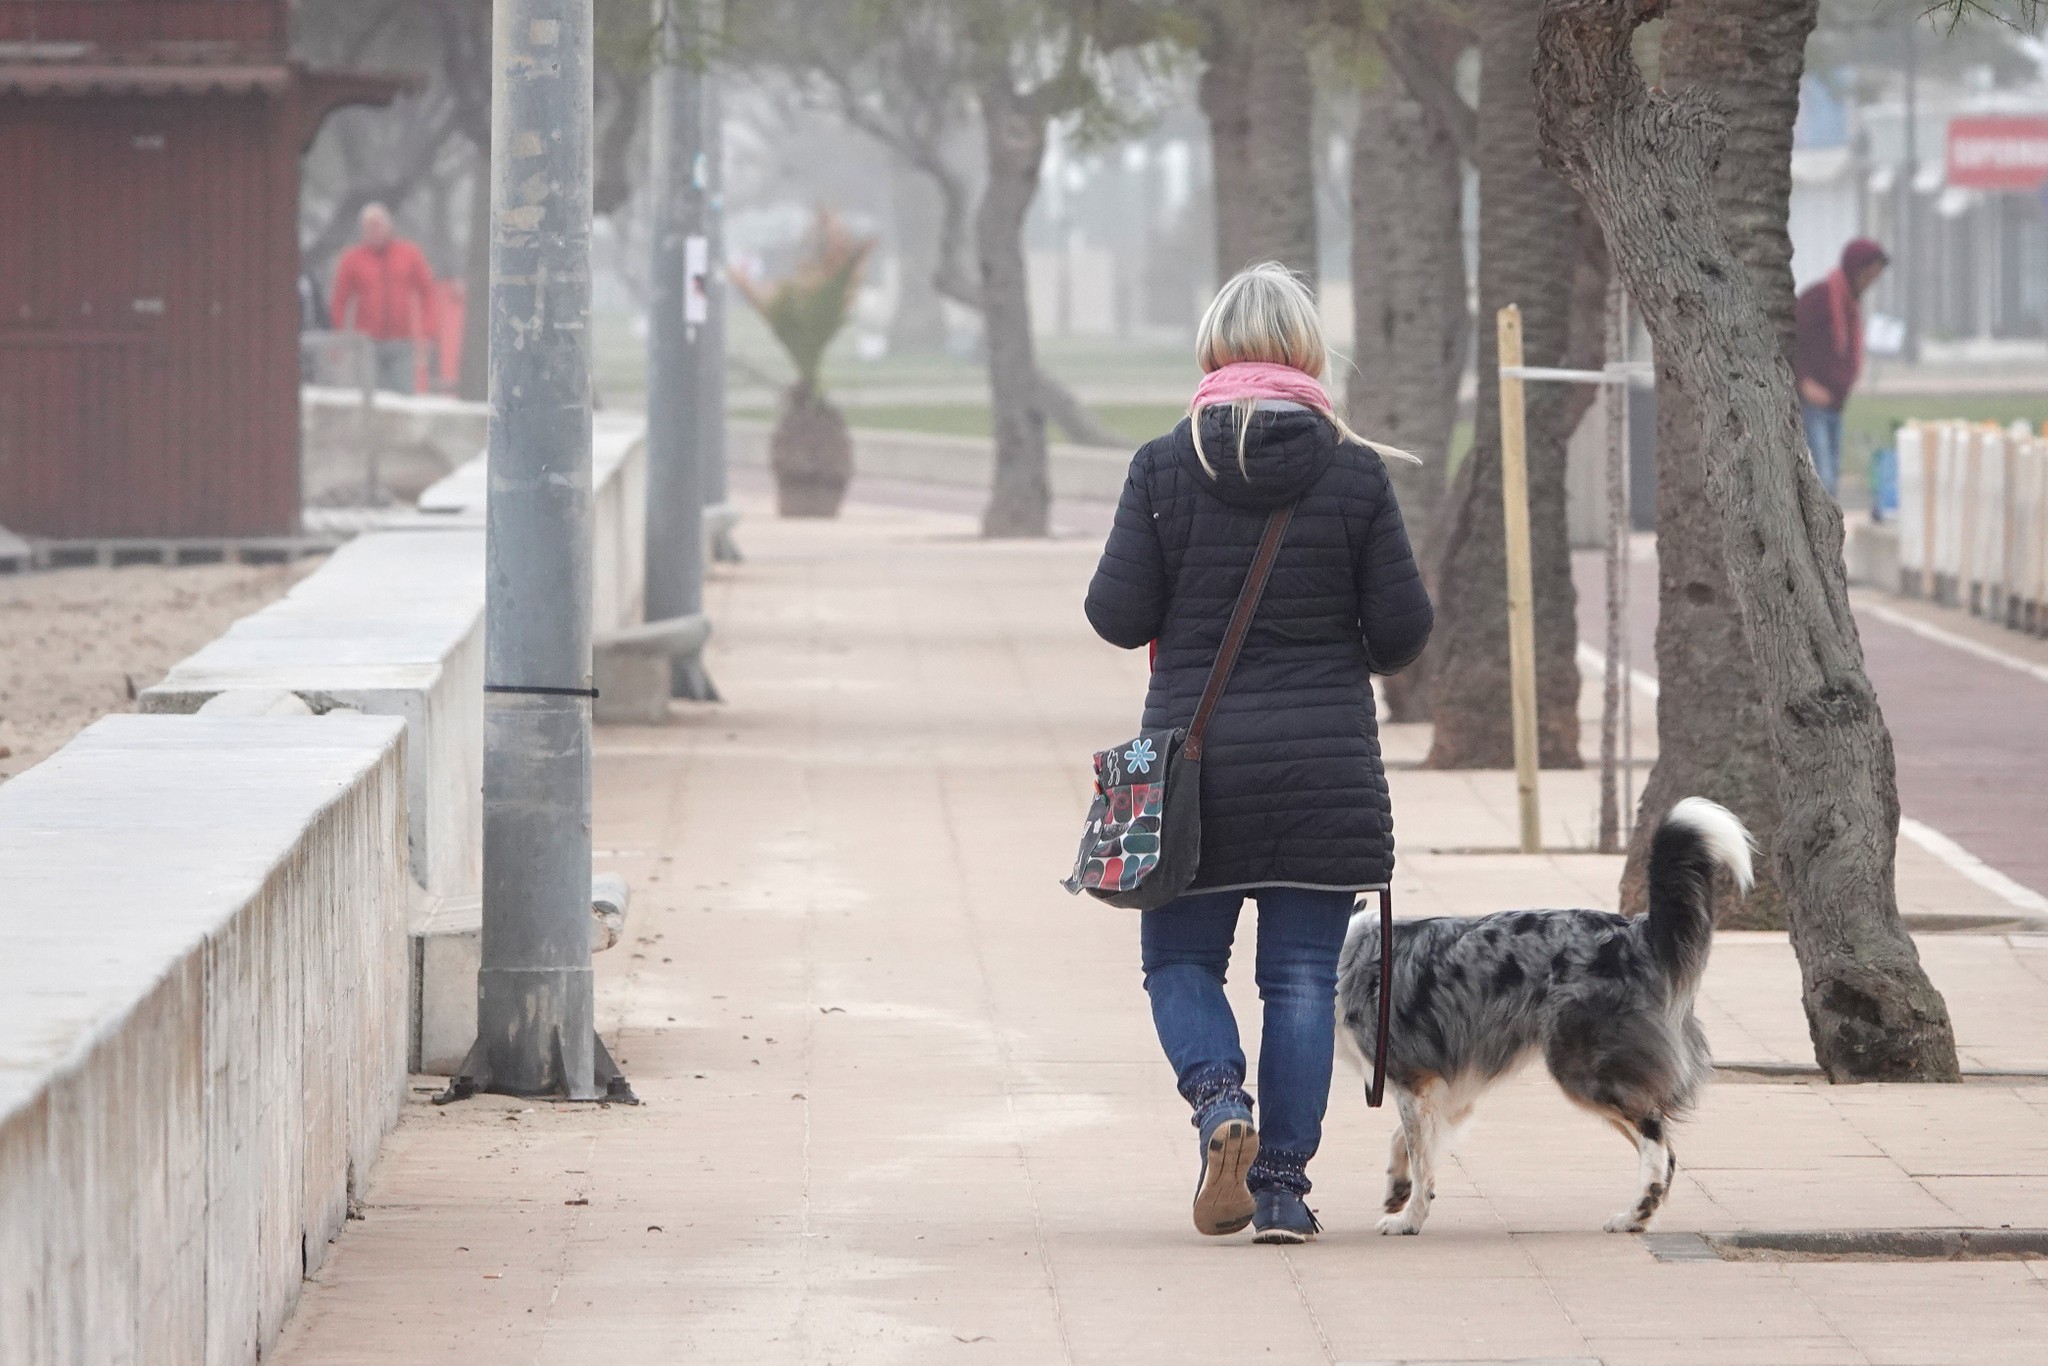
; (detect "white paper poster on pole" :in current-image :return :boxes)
[684,235,710,325]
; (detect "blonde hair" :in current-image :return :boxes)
[1190,262,1418,477]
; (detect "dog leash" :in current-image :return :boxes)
[1367,886,1394,1108]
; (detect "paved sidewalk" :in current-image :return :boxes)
[276,502,2048,1365]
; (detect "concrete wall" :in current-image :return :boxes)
[728,417,1132,504]
[0,414,650,1363]
[144,416,648,901]
[302,385,491,507]
[0,713,410,1366]
[141,528,486,899]
[415,413,649,631]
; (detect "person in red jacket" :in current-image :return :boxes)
[1793,237,1888,499]
[329,203,439,394]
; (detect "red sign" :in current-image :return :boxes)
[1947,115,2048,191]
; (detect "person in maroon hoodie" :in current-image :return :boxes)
[1793,237,1888,499]
[329,203,439,394]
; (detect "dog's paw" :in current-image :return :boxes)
[1376,1212,1424,1236]
[1603,1212,1648,1234]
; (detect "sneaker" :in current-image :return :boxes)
[1192,1109,1258,1236]
[1251,1188,1321,1244]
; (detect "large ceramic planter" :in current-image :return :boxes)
[769,384,853,518]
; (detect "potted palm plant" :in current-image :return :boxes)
[734,210,875,518]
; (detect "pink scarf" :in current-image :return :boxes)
[1191,360,1332,417]
[1824,267,1864,388]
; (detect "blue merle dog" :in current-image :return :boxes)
[1337,798,1754,1235]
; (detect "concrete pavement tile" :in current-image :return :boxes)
[1786,1261,2048,1366]
[1684,1162,1964,1230]
[1912,1174,2048,1225]
[1052,1251,1333,1365]
[1914,939,2048,1071]
[1283,1226,1542,1279]
[1678,1086,1893,1170]
[1695,937,1822,1068]
[270,1204,570,1361]
[1304,1272,1593,1363]
[1513,1228,1670,1268]
[537,1288,805,1365]
[1538,1261,1839,1340]
[1822,1085,2048,1176]
[1003,1060,1160,1093]
[1584,1336,1866,1366]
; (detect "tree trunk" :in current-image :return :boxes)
[1347,81,1462,522]
[975,71,1052,539]
[1239,0,1318,282]
[1198,7,1255,286]
[1616,0,1813,929]
[889,160,950,354]
[1035,373,1124,448]
[1423,0,1594,770]
[1534,0,1959,1082]
[1350,36,1469,726]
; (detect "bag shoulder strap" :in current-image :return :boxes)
[1184,505,1293,762]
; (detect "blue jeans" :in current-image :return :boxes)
[1801,401,1843,499]
[1141,886,1356,1195]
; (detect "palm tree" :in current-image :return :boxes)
[1534,0,1959,1082]
[1615,0,1818,930]
[1422,0,1604,770]
[734,209,874,518]
[1347,6,1473,724]
[1195,0,1319,283]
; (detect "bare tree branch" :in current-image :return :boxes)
[1927,0,2043,31]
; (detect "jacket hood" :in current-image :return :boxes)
[1174,405,1340,510]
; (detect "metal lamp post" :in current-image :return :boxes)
[645,0,719,700]
[440,0,631,1104]
[703,61,741,565]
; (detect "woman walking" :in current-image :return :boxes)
[1084,264,1433,1242]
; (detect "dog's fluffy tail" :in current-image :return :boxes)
[1645,797,1755,990]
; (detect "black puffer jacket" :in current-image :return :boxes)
[1084,406,1433,893]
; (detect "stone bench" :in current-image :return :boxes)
[0,713,409,1365]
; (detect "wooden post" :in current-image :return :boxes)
[1596,280,1627,855]
[1497,305,1542,854]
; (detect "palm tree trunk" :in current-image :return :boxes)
[1423,0,1593,770]
[1347,64,1464,536]
[975,70,1052,539]
[1198,4,1254,285]
[1534,0,1959,1082]
[1615,0,1814,929]
[1350,35,1469,725]
[889,161,950,354]
[1239,0,1318,282]
[1199,0,1317,284]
